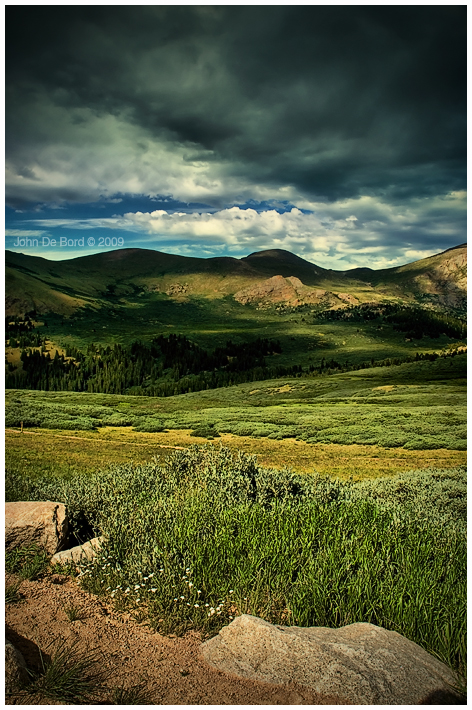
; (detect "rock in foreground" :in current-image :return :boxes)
[200,615,462,705]
[5,501,68,555]
[51,536,103,566]
[5,641,29,695]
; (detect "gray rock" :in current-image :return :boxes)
[51,536,103,566]
[5,501,68,555]
[200,614,462,705]
[5,640,29,694]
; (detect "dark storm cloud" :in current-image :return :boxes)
[6,5,466,207]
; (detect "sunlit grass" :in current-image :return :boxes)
[26,637,107,702]
[7,444,466,681]
[5,543,50,580]
[5,427,466,482]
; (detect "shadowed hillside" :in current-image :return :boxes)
[5,244,467,316]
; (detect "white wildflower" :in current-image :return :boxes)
[194,604,199,608]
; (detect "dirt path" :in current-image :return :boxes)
[5,571,344,705]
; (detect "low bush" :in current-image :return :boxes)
[40,418,98,431]
[190,424,220,439]
[133,418,166,433]
[102,415,135,427]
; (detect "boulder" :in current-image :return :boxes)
[200,615,462,705]
[50,536,103,566]
[5,640,29,694]
[5,501,68,555]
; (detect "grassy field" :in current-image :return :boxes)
[5,428,466,481]
[5,248,467,690]
[34,294,463,372]
[5,334,467,688]
[6,354,466,479]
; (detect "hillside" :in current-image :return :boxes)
[5,244,467,317]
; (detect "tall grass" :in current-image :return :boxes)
[6,446,466,679]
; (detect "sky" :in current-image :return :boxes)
[5,5,467,270]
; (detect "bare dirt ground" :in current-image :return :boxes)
[5,571,345,705]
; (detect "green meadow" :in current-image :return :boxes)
[6,353,467,454]
[5,302,467,687]
[36,294,462,372]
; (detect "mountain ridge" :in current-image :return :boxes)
[5,244,466,316]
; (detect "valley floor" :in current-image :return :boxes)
[5,426,466,481]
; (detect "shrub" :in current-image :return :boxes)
[102,415,135,427]
[5,407,41,427]
[190,424,220,439]
[40,417,98,431]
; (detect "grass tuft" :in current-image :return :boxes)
[63,604,84,622]
[6,580,22,604]
[110,679,155,704]
[27,637,108,703]
[6,544,50,581]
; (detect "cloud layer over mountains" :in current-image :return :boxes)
[5,6,466,268]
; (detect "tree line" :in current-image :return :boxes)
[317,303,466,340]
[6,334,297,395]
[5,316,46,348]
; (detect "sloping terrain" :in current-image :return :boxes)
[352,244,467,310]
[5,244,467,316]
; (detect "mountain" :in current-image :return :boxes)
[5,244,467,316]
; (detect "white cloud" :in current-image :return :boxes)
[5,229,48,237]
[23,188,466,270]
